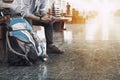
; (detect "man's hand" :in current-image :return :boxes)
[40,15,61,23]
[41,15,52,23]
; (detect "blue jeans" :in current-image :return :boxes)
[39,22,53,45]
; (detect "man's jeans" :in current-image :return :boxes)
[39,21,53,45]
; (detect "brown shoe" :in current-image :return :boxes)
[47,45,64,54]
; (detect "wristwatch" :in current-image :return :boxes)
[39,15,43,21]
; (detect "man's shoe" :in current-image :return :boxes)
[38,54,48,62]
[47,45,64,54]
[42,54,48,61]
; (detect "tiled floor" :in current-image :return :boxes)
[1,15,120,80]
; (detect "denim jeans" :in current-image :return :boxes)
[39,21,53,45]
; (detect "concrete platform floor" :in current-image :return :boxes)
[1,16,120,80]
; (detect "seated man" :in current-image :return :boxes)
[10,0,63,54]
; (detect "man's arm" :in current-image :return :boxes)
[38,0,47,16]
[27,13,54,23]
[24,0,52,22]
[27,13,40,21]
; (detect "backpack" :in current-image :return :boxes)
[6,18,47,66]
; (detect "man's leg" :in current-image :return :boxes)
[40,22,63,54]
[39,22,53,44]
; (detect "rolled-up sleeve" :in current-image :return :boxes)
[10,0,21,14]
[21,0,31,17]
[11,0,32,17]
[39,0,48,16]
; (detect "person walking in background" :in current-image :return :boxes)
[66,2,71,15]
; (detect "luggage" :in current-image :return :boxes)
[6,18,47,66]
